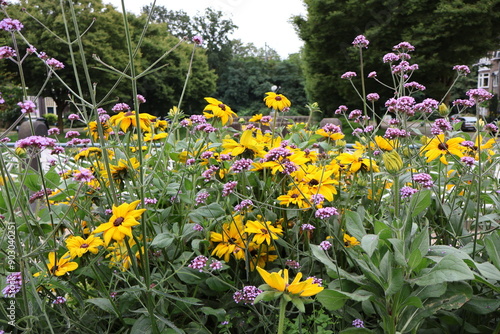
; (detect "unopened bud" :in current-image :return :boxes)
[382,150,403,173]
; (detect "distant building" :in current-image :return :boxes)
[27,96,58,118]
[476,51,500,118]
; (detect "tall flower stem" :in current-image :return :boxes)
[277,297,288,334]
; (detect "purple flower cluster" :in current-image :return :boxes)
[348,109,362,120]
[112,103,130,112]
[53,296,67,304]
[319,240,332,251]
[233,285,262,304]
[368,71,377,78]
[15,136,56,151]
[144,197,158,205]
[414,98,439,114]
[285,259,301,269]
[352,35,369,48]
[341,71,357,79]
[301,223,315,231]
[234,199,253,212]
[400,186,418,199]
[68,113,80,121]
[65,138,91,146]
[65,130,80,139]
[46,58,64,70]
[461,156,476,167]
[315,207,339,219]
[137,94,146,103]
[73,168,94,183]
[17,100,37,114]
[385,96,416,116]
[391,61,419,75]
[0,18,23,31]
[200,151,214,160]
[453,65,470,76]
[0,45,16,59]
[452,99,475,109]
[321,123,343,133]
[262,147,292,162]
[307,276,323,286]
[202,165,219,182]
[413,173,434,188]
[431,118,452,135]
[2,272,22,298]
[366,93,380,102]
[485,123,498,133]
[466,88,494,103]
[29,188,53,203]
[393,41,415,52]
[460,140,475,149]
[404,81,426,91]
[231,158,253,173]
[310,194,325,206]
[195,123,217,133]
[383,52,399,63]
[383,128,410,139]
[352,319,365,328]
[334,105,348,114]
[195,190,210,205]
[209,260,223,271]
[192,35,203,45]
[222,181,238,197]
[188,255,208,272]
[193,224,204,232]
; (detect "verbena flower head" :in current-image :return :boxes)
[0,18,23,31]
[453,65,470,76]
[341,71,357,79]
[366,93,380,102]
[188,255,208,272]
[263,92,291,111]
[18,100,37,114]
[46,58,64,70]
[192,35,203,45]
[0,45,16,59]
[352,319,365,328]
[233,285,262,304]
[53,296,67,304]
[111,103,130,112]
[466,88,494,103]
[383,53,399,63]
[352,35,369,48]
[136,94,146,103]
[319,240,332,251]
[15,136,56,151]
[413,173,434,188]
[68,113,80,121]
[400,186,418,199]
[393,41,415,52]
[315,207,339,219]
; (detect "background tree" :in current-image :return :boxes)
[294,0,500,116]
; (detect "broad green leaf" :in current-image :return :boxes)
[205,277,230,292]
[414,255,474,286]
[410,228,429,257]
[484,231,500,270]
[401,296,423,308]
[151,233,175,248]
[475,261,500,280]
[200,307,226,321]
[415,283,447,299]
[316,290,348,311]
[408,248,423,271]
[86,298,118,316]
[388,238,406,267]
[345,210,365,240]
[463,296,500,315]
[409,189,431,217]
[386,268,404,297]
[427,245,473,262]
[24,172,41,191]
[130,316,152,334]
[361,234,379,258]
[291,297,305,313]
[311,245,364,284]
[374,220,392,240]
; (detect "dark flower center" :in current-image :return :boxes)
[260,229,269,234]
[275,96,282,101]
[80,243,89,248]
[228,237,237,244]
[218,103,226,111]
[124,111,134,117]
[291,194,299,198]
[309,179,319,186]
[113,217,124,227]
[438,143,448,150]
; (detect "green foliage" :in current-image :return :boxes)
[294,0,500,115]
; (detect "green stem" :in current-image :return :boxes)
[277,297,288,334]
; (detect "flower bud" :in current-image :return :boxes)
[438,103,449,116]
[382,150,403,173]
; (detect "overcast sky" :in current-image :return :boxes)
[105,0,307,58]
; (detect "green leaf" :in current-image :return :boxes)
[409,189,431,217]
[86,298,118,316]
[130,316,152,334]
[386,268,404,297]
[205,277,230,292]
[311,245,364,284]
[401,296,423,308]
[188,203,226,224]
[415,283,447,299]
[151,233,175,248]
[24,172,41,191]
[291,297,305,313]
[200,307,226,321]
[414,255,474,286]
[408,248,423,271]
[345,210,365,240]
[484,231,500,270]
[339,328,372,333]
[316,290,348,311]
[463,296,500,315]
[374,220,392,240]
[253,290,281,303]
[410,227,429,257]
[389,238,406,267]
[361,234,378,258]
[475,261,500,280]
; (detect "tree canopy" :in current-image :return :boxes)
[294,0,500,115]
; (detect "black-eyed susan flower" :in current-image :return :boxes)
[263,92,291,111]
[244,219,283,245]
[256,267,324,297]
[65,235,104,258]
[203,97,237,125]
[420,134,465,165]
[343,233,360,247]
[109,111,157,132]
[336,150,380,173]
[210,216,247,262]
[93,200,146,245]
[47,252,78,276]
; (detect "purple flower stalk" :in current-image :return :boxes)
[352,35,369,48]
[315,207,339,219]
[195,190,210,205]
[319,240,332,251]
[0,46,16,59]
[222,181,238,197]
[413,173,434,189]
[188,255,208,272]
[17,100,37,114]
[46,58,64,70]
[111,103,130,112]
[0,18,23,31]
[233,285,262,304]
[400,186,418,199]
[234,199,253,212]
[341,71,357,79]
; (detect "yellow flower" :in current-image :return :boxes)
[221,130,265,157]
[65,235,104,258]
[93,200,146,245]
[210,216,247,262]
[245,220,283,245]
[263,92,291,111]
[103,157,140,183]
[203,97,237,125]
[47,252,78,276]
[420,134,465,165]
[375,135,397,151]
[248,243,278,270]
[344,234,360,247]
[109,111,157,132]
[277,187,310,208]
[74,147,114,161]
[336,150,380,173]
[85,120,112,141]
[106,238,142,271]
[256,267,324,297]
[144,132,168,142]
